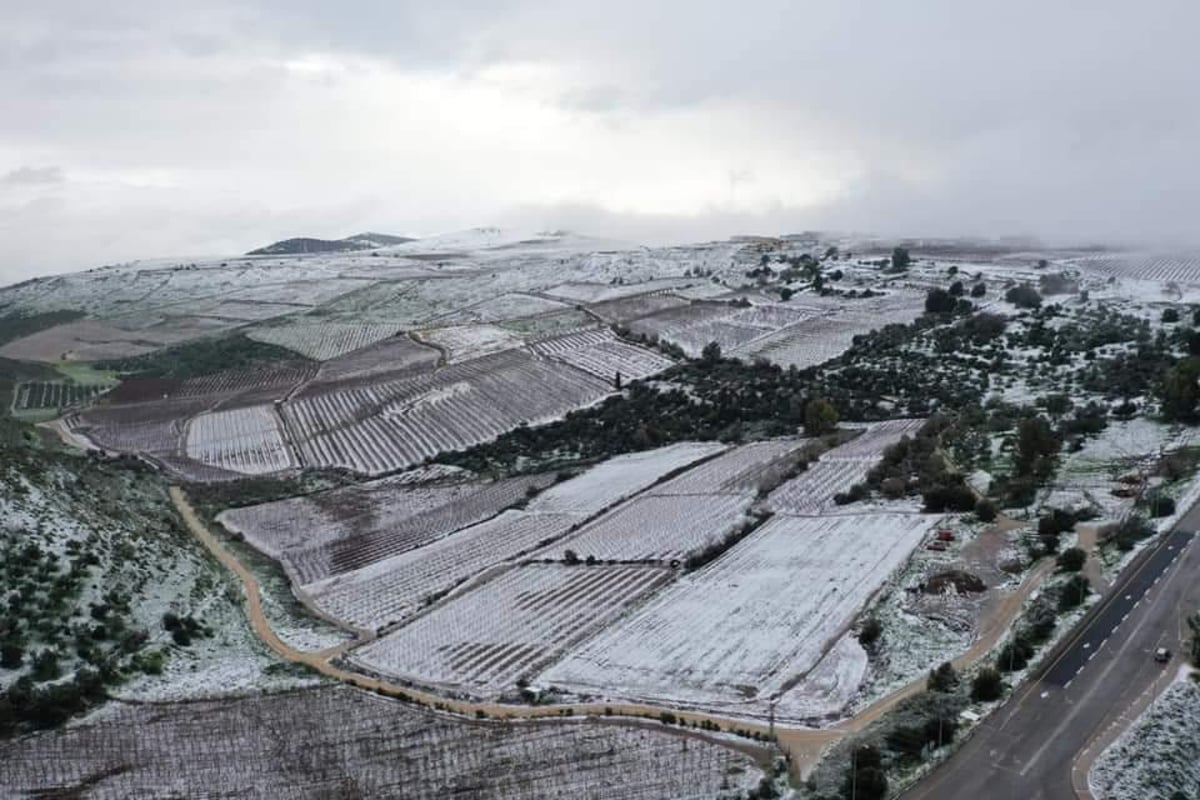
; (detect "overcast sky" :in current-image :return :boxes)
[2,1,1198,282]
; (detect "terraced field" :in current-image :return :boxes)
[349,564,671,694]
[221,473,555,585]
[246,320,404,360]
[767,420,924,515]
[526,442,729,515]
[184,405,298,475]
[305,510,583,631]
[11,381,108,411]
[284,349,613,475]
[0,685,763,799]
[548,493,755,562]
[541,513,935,711]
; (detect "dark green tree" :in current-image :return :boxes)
[972,667,1004,701]
[804,398,839,436]
[842,745,888,800]
[1056,547,1087,572]
[924,288,957,314]
[1160,358,1200,421]
[927,661,959,692]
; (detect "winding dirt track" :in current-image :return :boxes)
[169,486,1051,778]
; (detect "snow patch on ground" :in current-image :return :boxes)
[1090,676,1200,800]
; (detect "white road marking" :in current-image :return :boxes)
[1040,691,1049,699]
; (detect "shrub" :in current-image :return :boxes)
[927,661,959,693]
[974,671,1003,700]
[834,482,869,505]
[975,498,998,523]
[1056,547,1087,572]
[996,638,1034,672]
[1005,284,1043,309]
[1142,490,1176,519]
[1058,574,1091,610]
[970,282,987,298]
[925,289,957,314]
[1163,308,1180,323]
[858,617,882,648]
[803,398,839,436]
[1106,515,1155,551]
[923,481,976,513]
[0,642,23,669]
[842,745,888,800]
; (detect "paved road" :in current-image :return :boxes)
[903,511,1200,800]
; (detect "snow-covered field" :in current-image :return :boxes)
[184,405,297,475]
[540,513,936,716]
[546,493,755,562]
[767,420,924,515]
[768,459,873,515]
[1072,253,1200,285]
[284,348,613,475]
[349,564,671,695]
[304,510,584,631]
[418,323,526,362]
[526,442,729,515]
[1090,676,1200,800]
[645,437,809,495]
[433,291,571,324]
[246,320,403,360]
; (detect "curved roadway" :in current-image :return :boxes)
[902,507,1200,799]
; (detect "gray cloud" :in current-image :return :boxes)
[1,0,1199,282]
[1,166,65,186]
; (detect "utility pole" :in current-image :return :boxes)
[850,745,857,800]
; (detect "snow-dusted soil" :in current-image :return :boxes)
[219,473,554,585]
[349,564,671,695]
[184,404,297,475]
[0,319,190,362]
[0,685,764,800]
[540,513,937,717]
[1090,676,1200,800]
[307,333,441,385]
